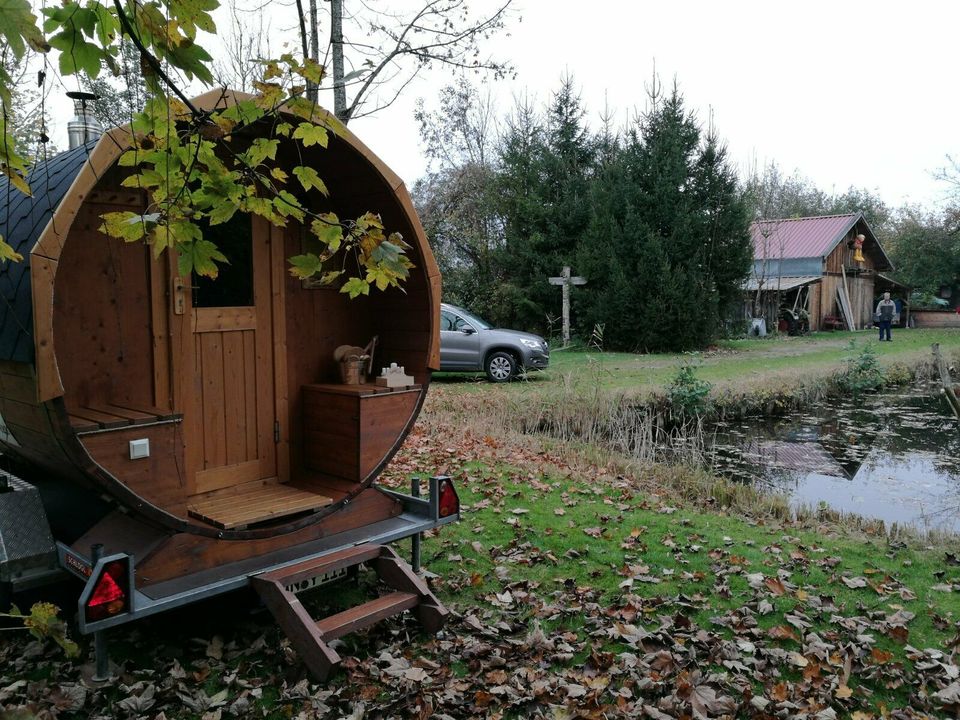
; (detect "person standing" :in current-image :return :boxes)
[875,292,896,341]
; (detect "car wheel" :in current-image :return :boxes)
[485,351,516,382]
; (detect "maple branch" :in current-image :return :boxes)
[112,0,201,117]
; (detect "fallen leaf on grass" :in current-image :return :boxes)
[768,625,798,641]
[764,577,787,596]
[934,680,960,704]
[842,576,868,589]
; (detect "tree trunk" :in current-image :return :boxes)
[308,0,320,101]
[330,0,347,121]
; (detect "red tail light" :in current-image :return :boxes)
[438,478,460,518]
[85,560,130,622]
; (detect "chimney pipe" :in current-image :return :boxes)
[66,91,103,149]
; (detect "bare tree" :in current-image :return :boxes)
[213,0,271,92]
[315,0,515,123]
[934,155,960,201]
[0,44,52,158]
[412,78,502,306]
[743,161,788,322]
[415,76,497,169]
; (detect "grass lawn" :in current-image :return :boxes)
[415,461,960,717]
[5,456,956,719]
[434,328,960,395]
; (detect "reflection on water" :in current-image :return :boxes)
[708,382,960,531]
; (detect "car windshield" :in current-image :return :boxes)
[451,307,490,330]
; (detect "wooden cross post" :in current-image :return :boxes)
[548,266,587,346]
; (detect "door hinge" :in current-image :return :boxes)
[274,421,280,443]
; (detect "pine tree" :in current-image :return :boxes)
[498,76,596,333]
[575,83,750,351]
[495,94,549,327]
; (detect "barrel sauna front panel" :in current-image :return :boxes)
[302,384,420,483]
[80,424,186,514]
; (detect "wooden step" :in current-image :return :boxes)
[316,591,419,641]
[251,544,450,681]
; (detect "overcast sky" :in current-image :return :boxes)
[41,0,958,210]
[334,0,959,210]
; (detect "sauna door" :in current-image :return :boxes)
[179,215,278,495]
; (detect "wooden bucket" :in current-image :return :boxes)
[338,358,365,385]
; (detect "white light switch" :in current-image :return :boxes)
[129,438,150,460]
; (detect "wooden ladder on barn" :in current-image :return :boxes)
[250,544,449,680]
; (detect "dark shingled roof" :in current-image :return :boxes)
[0,143,95,363]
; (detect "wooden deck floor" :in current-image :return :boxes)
[187,484,333,529]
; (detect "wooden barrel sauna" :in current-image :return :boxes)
[0,90,440,587]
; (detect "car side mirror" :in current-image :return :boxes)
[460,324,476,335]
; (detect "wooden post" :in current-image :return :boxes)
[548,266,586,346]
[840,265,856,331]
[933,343,960,420]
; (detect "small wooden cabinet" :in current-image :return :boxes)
[302,383,421,482]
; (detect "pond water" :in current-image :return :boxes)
[707,383,960,532]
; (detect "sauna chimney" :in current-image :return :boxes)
[66,91,103,149]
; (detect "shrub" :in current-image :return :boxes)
[884,362,913,386]
[837,341,884,396]
[668,361,713,417]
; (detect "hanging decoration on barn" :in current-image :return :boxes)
[853,234,866,264]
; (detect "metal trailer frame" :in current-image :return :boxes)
[59,476,456,635]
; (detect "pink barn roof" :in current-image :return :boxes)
[751,213,860,259]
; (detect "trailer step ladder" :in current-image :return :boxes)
[250,543,448,680]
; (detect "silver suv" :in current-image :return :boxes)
[439,303,550,382]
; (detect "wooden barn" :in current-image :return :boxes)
[0,89,453,678]
[746,212,906,332]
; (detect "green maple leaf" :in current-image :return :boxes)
[205,199,239,225]
[163,39,213,84]
[12,602,80,657]
[310,214,343,251]
[340,277,370,299]
[292,165,328,196]
[178,238,228,278]
[318,270,342,285]
[49,32,103,78]
[274,190,304,221]
[370,240,401,265]
[292,122,329,148]
[287,253,322,279]
[0,0,49,57]
[167,0,218,38]
[245,137,279,166]
[99,211,151,242]
[296,58,325,84]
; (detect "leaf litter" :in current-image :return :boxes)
[2,421,960,718]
